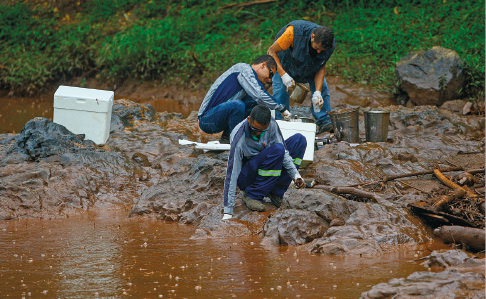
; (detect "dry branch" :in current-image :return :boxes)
[433,226,485,252]
[383,167,463,182]
[220,0,276,9]
[314,185,388,205]
[432,188,466,211]
[433,169,478,198]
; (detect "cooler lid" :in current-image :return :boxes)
[54,85,114,113]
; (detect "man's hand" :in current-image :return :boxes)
[281,109,292,121]
[312,91,324,112]
[222,214,233,220]
[294,173,305,189]
[281,73,295,92]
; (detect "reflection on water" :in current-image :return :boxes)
[0,209,438,298]
[0,95,200,134]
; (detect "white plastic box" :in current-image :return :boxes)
[53,86,114,145]
[276,120,316,167]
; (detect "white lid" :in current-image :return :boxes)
[54,85,114,101]
[54,85,114,113]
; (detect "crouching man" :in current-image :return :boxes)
[222,105,306,220]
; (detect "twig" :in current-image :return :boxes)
[457,151,482,155]
[314,185,389,205]
[433,169,478,198]
[220,0,276,9]
[396,180,429,194]
[432,188,466,210]
[384,167,463,182]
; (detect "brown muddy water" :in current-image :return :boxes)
[0,95,200,134]
[0,209,450,299]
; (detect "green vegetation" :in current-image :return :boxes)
[1,0,484,99]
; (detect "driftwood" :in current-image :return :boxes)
[350,168,484,187]
[433,225,485,252]
[408,204,474,227]
[220,0,276,9]
[314,185,388,205]
[433,169,478,198]
[432,188,466,211]
[383,166,463,182]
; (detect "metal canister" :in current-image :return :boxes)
[364,110,391,142]
[290,83,310,104]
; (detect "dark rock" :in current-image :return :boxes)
[261,209,328,246]
[440,99,468,114]
[395,46,465,106]
[423,250,477,268]
[7,117,97,162]
[110,99,156,132]
[132,153,150,167]
[360,270,485,299]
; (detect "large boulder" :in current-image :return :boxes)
[395,46,465,106]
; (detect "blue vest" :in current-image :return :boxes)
[275,20,335,83]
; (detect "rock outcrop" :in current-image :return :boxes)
[395,46,466,106]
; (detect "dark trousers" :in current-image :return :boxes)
[198,96,258,137]
[237,133,306,200]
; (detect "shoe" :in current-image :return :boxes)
[219,134,230,144]
[268,193,283,207]
[241,193,265,212]
[317,123,334,134]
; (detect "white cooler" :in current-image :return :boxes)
[53,86,114,145]
[276,120,316,167]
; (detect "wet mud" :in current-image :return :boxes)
[0,78,484,296]
[2,209,478,299]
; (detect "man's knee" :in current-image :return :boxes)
[232,100,245,114]
[294,133,307,148]
[269,143,285,157]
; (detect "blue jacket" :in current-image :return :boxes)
[198,63,285,117]
[275,20,335,83]
[223,119,298,214]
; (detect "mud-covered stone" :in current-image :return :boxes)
[395,46,466,106]
[110,99,156,132]
[7,117,96,162]
[360,270,485,299]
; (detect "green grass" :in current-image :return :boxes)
[0,0,484,100]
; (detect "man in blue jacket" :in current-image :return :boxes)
[198,55,291,144]
[267,20,335,134]
[222,105,306,220]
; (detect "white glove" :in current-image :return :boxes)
[312,91,324,112]
[281,110,292,121]
[281,73,295,91]
[222,214,233,220]
[293,173,305,189]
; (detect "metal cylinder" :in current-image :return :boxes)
[364,110,390,142]
[290,83,310,104]
[328,108,360,143]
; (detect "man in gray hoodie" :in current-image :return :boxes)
[222,105,306,220]
[198,55,291,144]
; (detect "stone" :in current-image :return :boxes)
[395,46,465,106]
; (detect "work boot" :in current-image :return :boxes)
[219,134,230,144]
[268,193,283,208]
[241,193,265,212]
[317,123,334,134]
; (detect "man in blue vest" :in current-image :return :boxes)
[198,55,292,144]
[267,20,335,134]
[222,105,306,220]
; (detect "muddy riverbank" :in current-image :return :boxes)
[1,209,483,299]
[0,80,484,297]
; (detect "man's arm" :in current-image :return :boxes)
[314,64,326,92]
[223,135,244,215]
[267,26,295,90]
[238,68,285,112]
[311,65,327,111]
[267,40,286,76]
